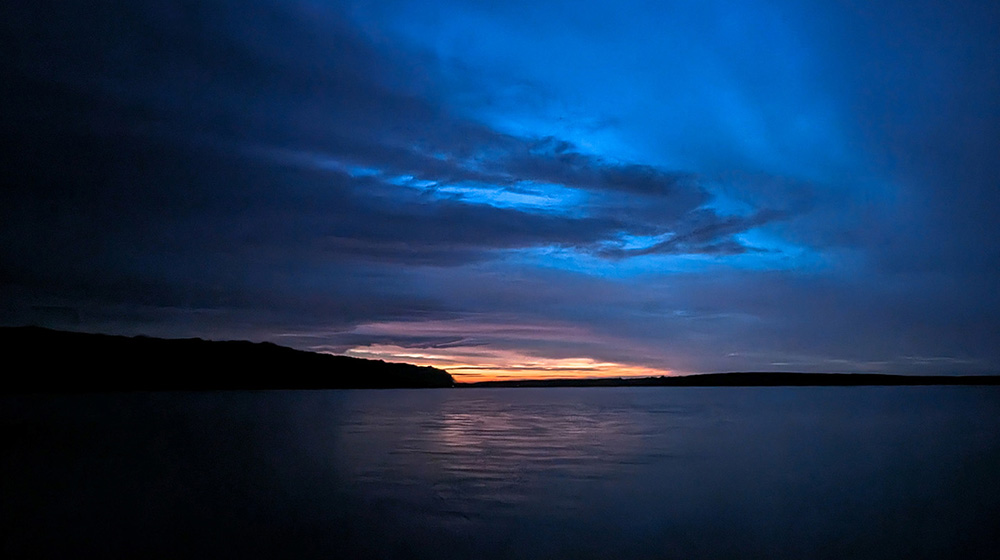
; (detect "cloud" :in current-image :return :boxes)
[3,0,996,376]
[2,0,795,294]
[597,209,784,258]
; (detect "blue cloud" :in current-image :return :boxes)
[1,0,997,375]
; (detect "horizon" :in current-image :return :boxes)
[2,1,999,381]
[7,325,999,384]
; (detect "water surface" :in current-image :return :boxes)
[3,387,999,558]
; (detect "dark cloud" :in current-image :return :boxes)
[598,209,784,258]
[0,1,766,297]
[2,0,996,376]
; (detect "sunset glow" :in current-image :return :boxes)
[344,343,673,382]
[328,319,675,382]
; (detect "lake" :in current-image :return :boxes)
[3,387,999,559]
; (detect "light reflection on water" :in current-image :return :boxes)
[3,387,1000,559]
[336,395,668,520]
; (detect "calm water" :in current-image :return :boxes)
[3,387,999,559]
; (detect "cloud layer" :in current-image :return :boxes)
[2,1,998,377]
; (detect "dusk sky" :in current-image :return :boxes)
[2,1,998,380]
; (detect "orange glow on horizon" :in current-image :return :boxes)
[343,343,675,383]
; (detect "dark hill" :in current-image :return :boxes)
[1,326,454,392]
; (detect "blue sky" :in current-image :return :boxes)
[2,0,998,379]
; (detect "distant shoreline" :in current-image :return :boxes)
[459,372,1000,388]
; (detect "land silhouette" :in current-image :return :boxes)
[0,326,454,391]
[3,326,997,392]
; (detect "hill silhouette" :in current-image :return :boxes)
[1,326,454,392]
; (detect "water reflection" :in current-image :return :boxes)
[323,387,1000,559]
[4,388,1000,559]
[332,392,674,530]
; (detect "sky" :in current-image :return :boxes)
[2,0,999,381]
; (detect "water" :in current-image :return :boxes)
[3,387,999,559]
